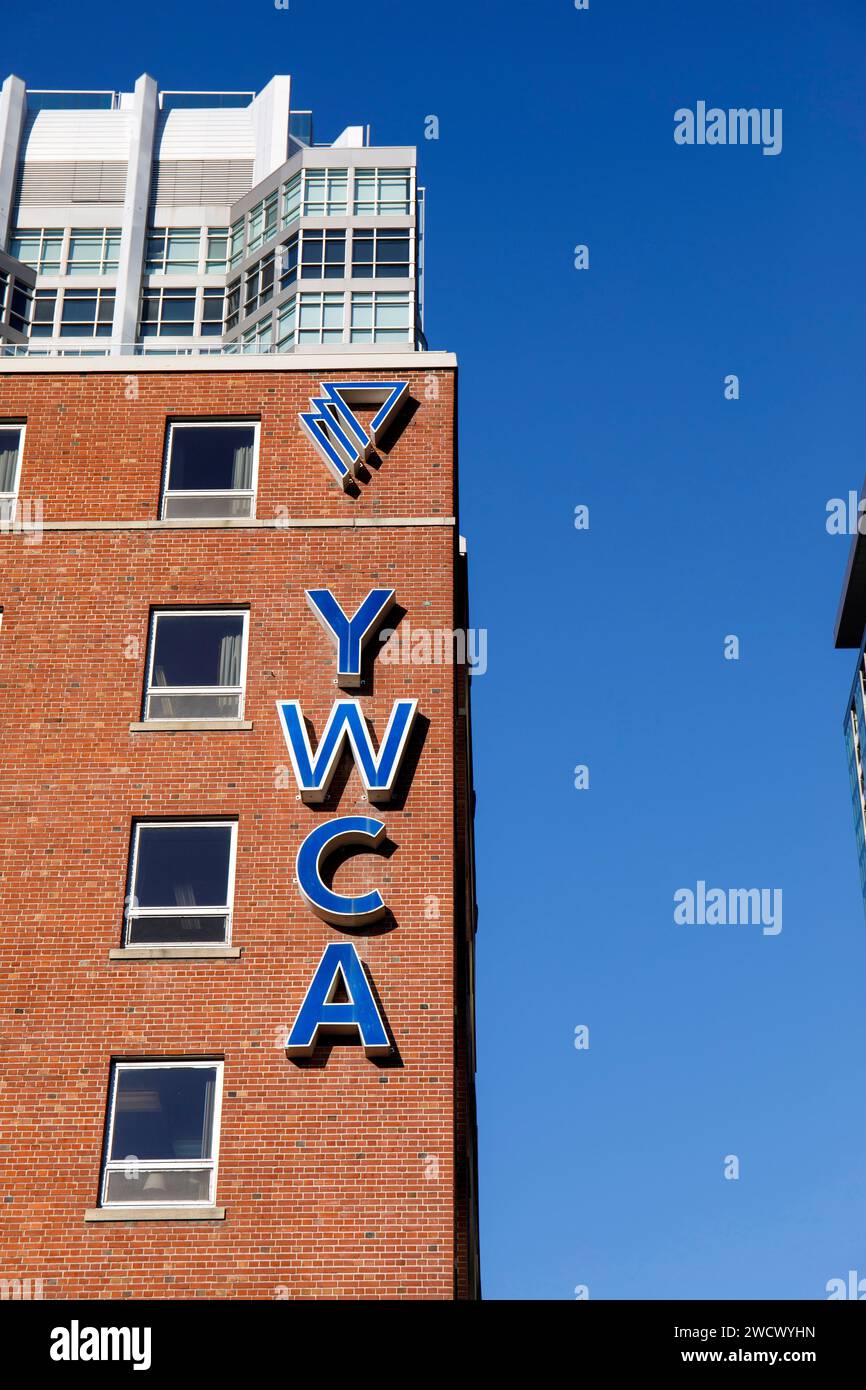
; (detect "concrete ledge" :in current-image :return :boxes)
[129,719,253,732]
[84,1206,225,1222]
[1,516,455,532]
[109,946,242,961]
[0,350,457,374]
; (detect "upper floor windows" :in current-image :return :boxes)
[11,227,120,276]
[1,273,31,334]
[301,229,345,280]
[247,192,278,256]
[352,228,411,278]
[10,228,63,274]
[141,286,196,337]
[230,165,414,267]
[303,168,348,218]
[144,226,229,276]
[0,424,24,522]
[354,168,412,217]
[206,228,229,274]
[145,227,199,274]
[349,290,413,343]
[144,608,249,721]
[161,421,258,519]
[60,287,114,337]
[281,173,301,229]
[67,228,121,275]
[297,291,344,345]
[139,287,223,339]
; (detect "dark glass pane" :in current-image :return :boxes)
[167,426,255,491]
[109,1066,218,1161]
[151,610,244,687]
[61,294,96,322]
[133,823,232,908]
[161,296,195,322]
[379,235,409,262]
[127,913,228,945]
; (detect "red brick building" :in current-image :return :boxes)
[0,355,479,1299]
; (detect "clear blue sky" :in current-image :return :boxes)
[9,0,866,1300]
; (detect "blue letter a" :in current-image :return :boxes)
[286,943,391,1057]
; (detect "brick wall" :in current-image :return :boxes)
[0,365,477,1300]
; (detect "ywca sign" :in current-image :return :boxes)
[299,380,409,489]
[277,585,415,1059]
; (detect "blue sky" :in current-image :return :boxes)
[9,0,866,1300]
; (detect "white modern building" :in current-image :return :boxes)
[0,75,424,355]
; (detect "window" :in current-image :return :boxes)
[229,217,245,270]
[301,230,345,279]
[243,252,274,317]
[201,288,224,337]
[67,228,121,275]
[7,279,31,334]
[60,288,114,337]
[10,228,63,274]
[144,609,249,720]
[205,227,228,274]
[277,234,299,289]
[275,298,296,351]
[125,820,237,945]
[225,279,241,333]
[297,291,344,345]
[352,228,411,279]
[100,1061,223,1207]
[145,227,200,274]
[162,421,258,519]
[303,168,348,217]
[281,172,301,227]
[350,291,412,343]
[242,320,273,354]
[0,424,24,523]
[30,290,57,337]
[354,167,412,216]
[247,191,278,255]
[140,287,196,337]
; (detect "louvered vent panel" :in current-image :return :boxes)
[151,159,254,205]
[17,160,128,204]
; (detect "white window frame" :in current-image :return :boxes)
[303,167,349,218]
[66,227,121,276]
[59,286,115,338]
[0,423,25,523]
[353,167,413,217]
[10,227,64,274]
[125,819,238,947]
[160,420,260,520]
[100,1059,224,1209]
[139,285,198,338]
[297,291,345,345]
[205,226,229,274]
[350,290,414,344]
[144,227,202,276]
[144,607,250,721]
